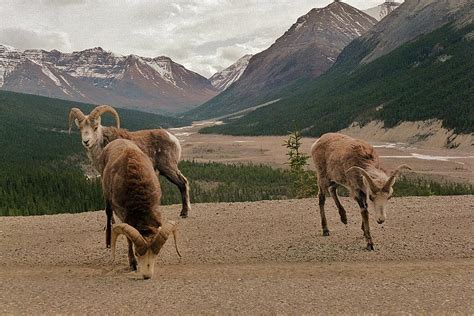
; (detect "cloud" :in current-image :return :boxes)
[0,27,72,51]
[39,0,89,6]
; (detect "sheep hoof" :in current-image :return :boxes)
[366,243,375,251]
[179,210,188,218]
[341,217,348,225]
[322,230,330,236]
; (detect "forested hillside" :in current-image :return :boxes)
[201,22,473,136]
[0,91,189,214]
[0,90,189,165]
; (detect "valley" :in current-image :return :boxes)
[172,121,474,184]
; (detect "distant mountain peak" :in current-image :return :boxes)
[0,44,18,52]
[363,2,402,21]
[210,54,253,91]
[83,46,105,53]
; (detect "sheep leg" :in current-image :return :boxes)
[355,190,374,251]
[329,185,347,225]
[318,189,330,236]
[105,200,113,248]
[127,239,137,271]
[161,167,191,218]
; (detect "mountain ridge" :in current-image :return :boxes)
[186,1,377,120]
[0,45,218,114]
[210,54,252,91]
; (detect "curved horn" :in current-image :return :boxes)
[151,221,181,258]
[89,105,120,128]
[382,164,412,192]
[111,223,147,260]
[346,166,379,193]
[68,108,86,134]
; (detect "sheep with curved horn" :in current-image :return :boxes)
[311,133,412,250]
[102,138,181,279]
[68,105,191,247]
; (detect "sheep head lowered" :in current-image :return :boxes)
[347,164,412,224]
[111,221,181,280]
[68,105,120,150]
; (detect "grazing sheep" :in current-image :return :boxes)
[101,138,181,279]
[68,105,191,224]
[311,133,411,250]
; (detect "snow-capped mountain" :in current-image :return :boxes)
[209,54,252,91]
[188,0,377,119]
[0,45,218,114]
[363,2,402,21]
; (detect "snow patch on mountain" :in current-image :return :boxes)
[0,44,217,113]
[210,54,252,91]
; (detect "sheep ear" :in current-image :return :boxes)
[74,118,80,128]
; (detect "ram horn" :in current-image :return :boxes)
[68,108,86,134]
[111,223,147,260]
[382,164,412,192]
[150,220,181,258]
[89,105,120,128]
[347,166,379,193]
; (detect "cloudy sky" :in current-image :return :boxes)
[0,0,387,77]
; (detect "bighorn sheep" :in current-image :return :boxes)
[311,133,411,250]
[68,105,191,223]
[101,138,181,279]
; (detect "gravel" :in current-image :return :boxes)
[0,195,473,314]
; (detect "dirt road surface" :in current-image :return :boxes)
[1,196,473,314]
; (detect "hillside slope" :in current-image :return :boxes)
[187,1,376,120]
[0,90,187,168]
[202,1,473,138]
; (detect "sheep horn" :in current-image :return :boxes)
[346,166,379,193]
[89,105,120,128]
[382,164,412,192]
[68,108,86,134]
[111,223,147,260]
[150,220,181,258]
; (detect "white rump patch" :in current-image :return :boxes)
[166,130,182,160]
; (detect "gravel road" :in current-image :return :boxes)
[1,196,473,314]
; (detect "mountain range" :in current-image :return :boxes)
[187,1,377,120]
[1,0,472,142]
[200,0,473,138]
[0,45,218,114]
